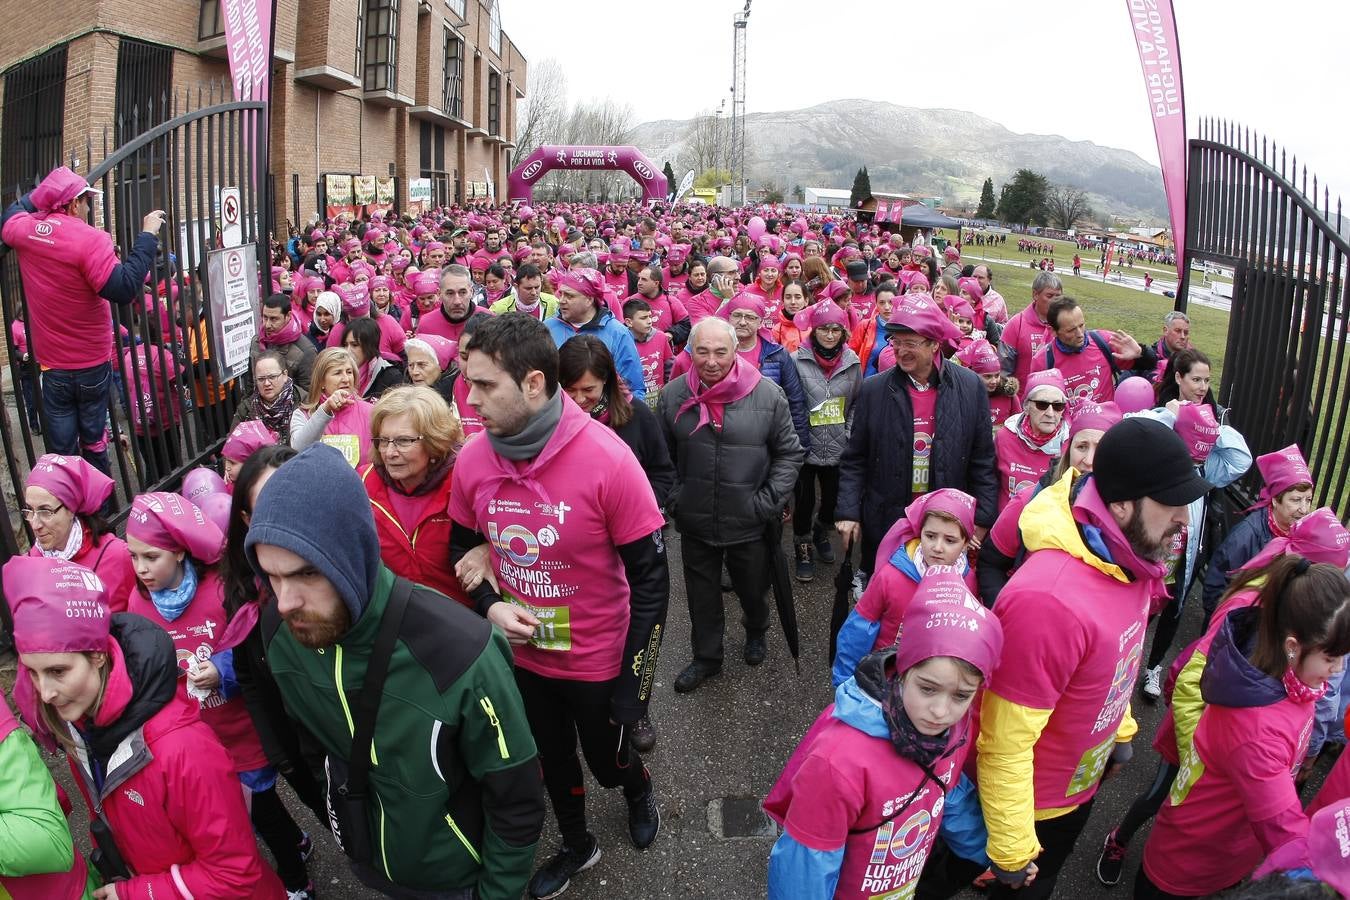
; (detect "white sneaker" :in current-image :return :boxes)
[1143,665,1163,700]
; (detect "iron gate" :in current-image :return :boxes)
[0,82,268,561]
[1181,120,1350,515]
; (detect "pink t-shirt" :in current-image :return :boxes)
[994,423,1057,511]
[744,282,784,321]
[1143,696,1313,895]
[633,330,673,395]
[764,707,966,900]
[989,393,1017,429]
[1,210,119,369]
[448,398,665,681]
[327,313,407,362]
[416,307,484,343]
[909,385,937,496]
[452,372,483,436]
[1003,305,1054,388]
[990,547,1150,810]
[1036,335,1115,416]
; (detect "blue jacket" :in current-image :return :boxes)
[545,307,647,401]
[1202,508,1273,622]
[757,338,811,452]
[768,653,989,898]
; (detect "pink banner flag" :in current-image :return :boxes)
[1126,0,1187,285]
[222,0,272,100]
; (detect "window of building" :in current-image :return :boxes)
[486,0,501,56]
[115,38,174,140]
[198,0,224,40]
[487,71,500,136]
[361,0,400,93]
[443,28,464,119]
[420,121,451,207]
[445,0,466,18]
[1,45,67,195]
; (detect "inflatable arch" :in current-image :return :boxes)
[507,145,669,204]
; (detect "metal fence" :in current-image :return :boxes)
[0,83,268,561]
[1181,119,1350,515]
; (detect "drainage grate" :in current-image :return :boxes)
[708,796,778,839]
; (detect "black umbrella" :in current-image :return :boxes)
[764,519,801,674]
[829,538,855,667]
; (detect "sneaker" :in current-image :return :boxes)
[286,884,317,900]
[813,533,836,565]
[631,716,657,753]
[627,786,661,849]
[1142,665,1163,701]
[1096,827,1128,886]
[744,634,767,667]
[673,660,722,694]
[296,831,315,863]
[794,541,815,583]
[528,837,602,899]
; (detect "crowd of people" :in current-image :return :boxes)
[2,164,1350,900]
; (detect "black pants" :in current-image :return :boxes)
[515,667,650,850]
[1132,864,1221,899]
[681,534,771,665]
[915,837,989,900]
[1146,590,1184,670]
[1117,760,1179,845]
[988,796,1095,900]
[249,783,308,891]
[792,464,840,539]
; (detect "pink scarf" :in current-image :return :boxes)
[676,355,762,433]
[258,313,304,348]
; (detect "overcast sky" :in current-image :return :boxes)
[504,0,1349,205]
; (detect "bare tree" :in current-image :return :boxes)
[514,58,567,160]
[677,111,723,177]
[1046,184,1094,231]
[535,98,636,201]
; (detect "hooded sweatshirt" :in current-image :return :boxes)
[244,444,544,898]
[1142,607,1315,895]
[763,651,986,899]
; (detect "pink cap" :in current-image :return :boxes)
[335,282,370,315]
[1022,368,1068,404]
[405,334,456,371]
[26,453,114,516]
[126,492,225,564]
[1114,376,1157,414]
[667,244,689,264]
[1256,444,1313,504]
[369,275,392,293]
[952,339,1000,376]
[558,268,606,301]
[944,245,960,260]
[1069,401,1123,440]
[957,276,984,306]
[1174,403,1220,463]
[413,273,440,296]
[222,420,278,463]
[907,273,932,293]
[885,292,964,343]
[793,299,851,333]
[30,166,101,212]
[1308,799,1350,896]
[1242,507,1350,573]
[894,567,1004,682]
[4,556,112,654]
[911,245,932,259]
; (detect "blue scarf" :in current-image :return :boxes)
[150,560,198,622]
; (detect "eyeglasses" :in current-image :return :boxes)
[373,435,423,451]
[255,373,285,383]
[22,504,65,522]
[729,312,761,323]
[887,336,930,352]
[1030,399,1067,412]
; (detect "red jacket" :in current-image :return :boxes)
[361,463,471,607]
[65,621,284,899]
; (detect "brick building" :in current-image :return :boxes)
[0,0,527,227]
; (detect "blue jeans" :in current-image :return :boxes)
[41,362,112,476]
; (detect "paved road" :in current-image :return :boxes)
[3,528,1336,899]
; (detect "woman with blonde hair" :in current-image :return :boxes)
[289,347,374,467]
[360,385,470,605]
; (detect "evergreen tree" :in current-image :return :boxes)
[849,167,872,210]
[976,177,997,219]
[662,161,678,199]
[995,169,1051,226]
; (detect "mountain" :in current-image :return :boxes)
[630,99,1167,222]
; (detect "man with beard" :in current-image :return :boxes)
[246,443,545,899]
[417,264,490,342]
[974,417,1210,899]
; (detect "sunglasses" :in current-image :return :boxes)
[1030,399,1067,412]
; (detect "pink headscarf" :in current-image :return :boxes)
[952,339,1000,376]
[1256,444,1313,506]
[26,453,114,516]
[412,273,440,296]
[4,556,112,654]
[885,292,964,344]
[1021,368,1068,405]
[895,567,1004,682]
[222,421,278,463]
[335,282,370,316]
[558,268,606,301]
[126,492,225,564]
[1069,401,1123,441]
[875,488,977,574]
[1240,507,1350,573]
[793,299,851,333]
[1174,403,1220,464]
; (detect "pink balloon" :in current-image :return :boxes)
[198,492,233,536]
[747,215,766,242]
[181,467,228,503]
[1114,377,1156,414]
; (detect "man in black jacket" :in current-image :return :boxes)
[836,293,998,587]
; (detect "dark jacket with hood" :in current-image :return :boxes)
[1202,508,1274,621]
[244,443,545,899]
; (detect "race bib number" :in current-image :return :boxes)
[1169,741,1205,807]
[1066,734,1116,796]
[809,396,846,427]
[321,434,361,468]
[503,589,572,651]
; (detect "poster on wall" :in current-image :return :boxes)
[408,178,432,215]
[371,176,396,216]
[324,174,354,219]
[353,175,377,207]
